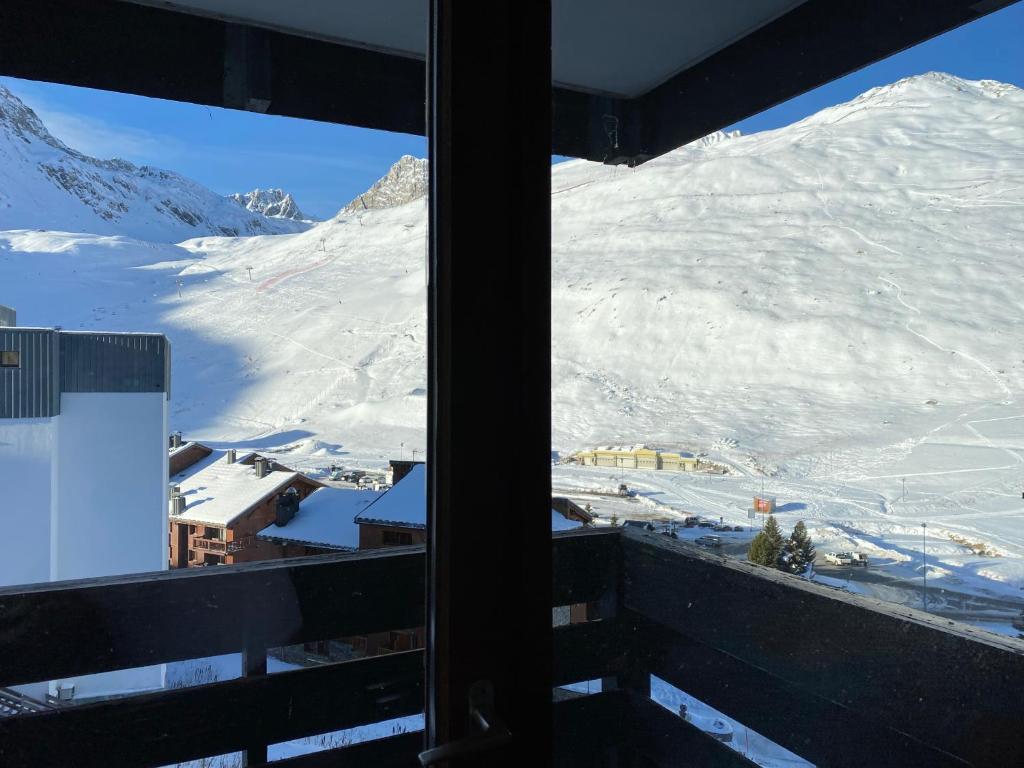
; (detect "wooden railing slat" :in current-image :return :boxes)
[0,530,620,688]
[0,547,425,688]
[626,609,968,768]
[262,731,424,768]
[552,691,758,768]
[0,651,423,768]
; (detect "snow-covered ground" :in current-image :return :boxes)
[3,72,1024,630]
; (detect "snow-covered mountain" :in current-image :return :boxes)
[230,188,313,224]
[4,72,1022,455]
[0,84,308,241]
[343,155,427,213]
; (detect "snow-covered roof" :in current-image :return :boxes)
[172,459,311,527]
[257,487,383,550]
[356,463,426,529]
[551,510,584,532]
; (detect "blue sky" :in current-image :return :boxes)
[2,2,1021,219]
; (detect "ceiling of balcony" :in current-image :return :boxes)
[128,0,807,98]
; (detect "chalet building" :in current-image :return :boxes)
[355,462,428,549]
[552,497,594,527]
[576,445,700,471]
[168,432,213,476]
[255,487,384,557]
[385,459,424,486]
[168,453,321,568]
[349,463,426,654]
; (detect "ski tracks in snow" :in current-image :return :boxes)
[877,275,1013,403]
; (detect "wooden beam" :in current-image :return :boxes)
[426,2,552,764]
[265,732,424,768]
[0,546,425,688]
[629,610,967,767]
[552,691,759,768]
[551,618,632,689]
[627,0,1017,164]
[627,693,760,768]
[552,691,632,768]
[0,651,423,768]
[621,530,1024,766]
[552,528,621,607]
[0,532,618,688]
[0,0,424,135]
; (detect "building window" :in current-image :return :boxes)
[0,351,19,368]
[382,530,414,546]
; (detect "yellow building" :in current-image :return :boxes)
[658,452,700,472]
[576,446,700,472]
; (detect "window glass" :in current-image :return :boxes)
[0,68,426,761]
[551,3,1024,766]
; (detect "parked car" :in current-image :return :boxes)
[683,517,699,528]
[825,552,854,566]
[713,523,731,532]
[696,535,722,548]
[623,520,654,532]
[732,526,744,532]
[697,520,716,528]
[851,552,869,566]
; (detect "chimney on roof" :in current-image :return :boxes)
[275,487,300,526]
[170,432,183,449]
[0,305,15,327]
[169,491,185,516]
[226,448,237,464]
[254,457,268,478]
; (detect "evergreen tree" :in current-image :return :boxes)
[786,521,816,574]
[747,515,785,568]
[747,532,775,567]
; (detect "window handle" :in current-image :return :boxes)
[418,680,512,766]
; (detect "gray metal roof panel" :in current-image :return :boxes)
[0,328,60,419]
[0,330,170,419]
[59,332,170,396]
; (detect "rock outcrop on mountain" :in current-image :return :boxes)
[0,84,310,241]
[343,155,427,213]
[230,188,312,223]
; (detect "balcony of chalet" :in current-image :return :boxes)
[0,527,1020,767]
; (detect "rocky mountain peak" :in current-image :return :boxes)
[0,84,69,153]
[230,188,310,222]
[0,85,313,240]
[343,155,427,213]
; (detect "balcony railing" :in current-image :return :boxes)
[191,534,253,555]
[0,528,1021,767]
[192,537,227,553]
[227,534,255,553]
